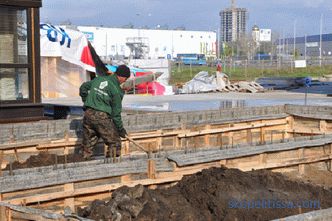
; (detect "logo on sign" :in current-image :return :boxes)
[305,77,311,87]
[40,23,71,48]
[83,32,94,41]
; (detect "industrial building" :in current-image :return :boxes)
[276,34,332,58]
[76,26,217,61]
[219,0,247,42]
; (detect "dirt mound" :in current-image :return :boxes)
[78,167,332,221]
[5,152,86,170]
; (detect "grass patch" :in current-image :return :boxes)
[170,64,332,85]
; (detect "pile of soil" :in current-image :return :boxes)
[78,167,332,221]
[5,152,86,170]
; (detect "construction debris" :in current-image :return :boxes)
[180,71,264,93]
[255,77,312,90]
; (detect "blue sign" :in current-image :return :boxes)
[83,31,94,41]
[167,54,171,59]
[305,77,311,87]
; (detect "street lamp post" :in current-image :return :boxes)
[319,14,323,67]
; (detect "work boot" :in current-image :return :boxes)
[82,147,93,160]
[108,146,121,159]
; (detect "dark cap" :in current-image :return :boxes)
[115,65,130,78]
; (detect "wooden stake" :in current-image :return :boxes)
[157,129,163,152]
[298,148,305,175]
[125,140,130,155]
[320,120,327,133]
[204,125,211,147]
[282,131,285,143]
[246,129,252,145]
[260,127,265,145]
[259,153,267,166]
[121,175,131,183]
[103,144,108,163]
[148,159,156,179]
[0,206,6,221]
[330,144,332,172]
[64,183,75,213]
[14,148,19,162]
[220,133,223,149]
[0,150,3,176]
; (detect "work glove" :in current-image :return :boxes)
[118,128,127,138]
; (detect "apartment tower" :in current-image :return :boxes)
[219,0,247,42]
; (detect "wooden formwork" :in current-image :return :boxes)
[0,202,91,221]
[0,117,290,170]
[1,113,332,215]
[1,134,332,213]
[2,115,331,171]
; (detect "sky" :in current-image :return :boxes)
[40,0,332,37]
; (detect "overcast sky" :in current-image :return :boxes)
[41,0,332,37]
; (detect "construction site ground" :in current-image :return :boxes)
[43,90,332,112]
[3,147,332,220]
[3,93,332,220]
[78,166,332,221]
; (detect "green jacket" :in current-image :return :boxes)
[79,74,124,130]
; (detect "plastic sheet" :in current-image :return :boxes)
[181,71,218,94]
[41,57,89,98]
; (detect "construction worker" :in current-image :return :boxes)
[79,65,130,160]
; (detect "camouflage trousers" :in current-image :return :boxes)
[82,108,121,159]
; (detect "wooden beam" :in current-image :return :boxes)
[260,127,265,145]
[177,120,287,138]
[124,140,130,155]
[157,129,163,152]
[286,129,323,135]
[285,116,294,138]
[320,120,327,133]
[0,206,7,221]
[204,125,211,147]
[148,159,156,179]
[249,155,331,171]
[246,129,252,145]
[330,144,332,172]
[63,183,75,213]
[5,152,332,206]
[0,150,3,176]
[121,175,131,183]
[259,153,267,165]
[11,210,60,221]
[220,159,227,166]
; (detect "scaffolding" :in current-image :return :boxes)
[126,37,150,59]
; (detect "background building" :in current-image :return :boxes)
[252,25,260,43]
[276,34,332,58]
[76,26,217,61]
[219,0,247,43]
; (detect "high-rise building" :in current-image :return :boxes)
[219,0,247,42]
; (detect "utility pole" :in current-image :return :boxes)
[292,20,296,71]
[319,14,323,67]
[293,20,296,60]
[304,34,307,61]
